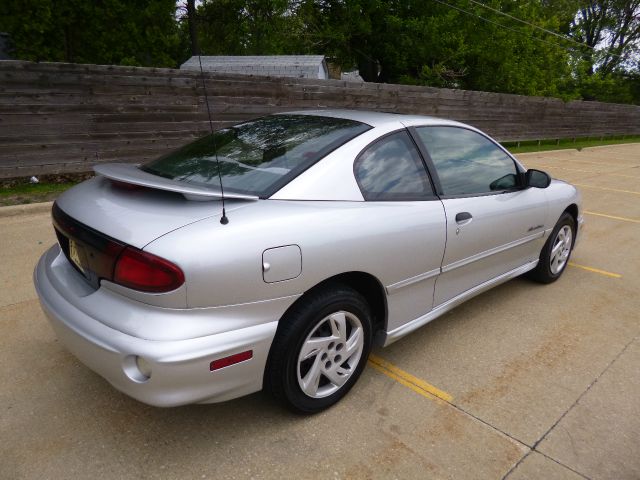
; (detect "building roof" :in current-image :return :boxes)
[181,55,328,79]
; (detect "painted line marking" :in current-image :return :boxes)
[572,183,640,196]
[585,211,640,224]
[568,262,622,278]
[368,353,453,402]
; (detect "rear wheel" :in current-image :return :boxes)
[528,212,575,283]
[265,285,372,414]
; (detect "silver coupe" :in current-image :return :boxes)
[34,110,583,413]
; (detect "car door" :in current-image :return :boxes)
[352,130,447,332]
[412,126,548,306]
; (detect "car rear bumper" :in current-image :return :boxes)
[34,246,283,407]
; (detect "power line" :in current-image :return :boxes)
[470,0,629,60]
[431,0,595,55]
[467,0,596,51]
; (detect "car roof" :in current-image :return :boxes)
[278,109,468,129]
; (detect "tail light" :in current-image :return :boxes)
[114,247,185,293]
[110,179,146,191]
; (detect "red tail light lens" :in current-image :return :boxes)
[110,180,146,191]
[114,247,184,293]
[210,350,253,371]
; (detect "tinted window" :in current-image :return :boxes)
[142,115,371,197]
[354,131,433,201]
[416,127,519,196]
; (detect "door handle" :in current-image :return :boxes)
[455,212,473,224]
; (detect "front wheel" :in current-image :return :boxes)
[528,212,575,284]
[265,285,373,414]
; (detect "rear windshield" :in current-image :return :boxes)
[142,114,371,198]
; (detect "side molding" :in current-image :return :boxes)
[377,260,539,346]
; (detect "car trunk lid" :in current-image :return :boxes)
[55,176,251,250]
[53,176,252,288]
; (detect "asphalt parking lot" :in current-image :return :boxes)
[1,143,638,480]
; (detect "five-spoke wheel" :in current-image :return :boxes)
[528,212,576,283]
[265,285,372,413]
[549,225,572,275]
[297,311,364,398]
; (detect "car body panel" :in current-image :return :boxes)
[55,176,251,249]
[435,188,548,305]
[39,245,299,342]
[34,109,584,407]
[35,247,277,406]
[144,199,447,331]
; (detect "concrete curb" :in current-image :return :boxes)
[0,201,53,218]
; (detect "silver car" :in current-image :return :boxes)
[34,110,583,413]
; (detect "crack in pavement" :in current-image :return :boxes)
[501,335,638,480]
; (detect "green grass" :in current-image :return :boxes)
[0,182,75,197]
[502,135,640,154]
[0,182,77,206]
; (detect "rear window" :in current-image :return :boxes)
[142,114,371,198]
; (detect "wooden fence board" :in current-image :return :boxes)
[0,60,638,178]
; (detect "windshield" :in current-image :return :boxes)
[142,114,371,198]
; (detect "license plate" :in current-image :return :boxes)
[68,239,86,275]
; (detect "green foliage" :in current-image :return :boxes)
[1,0,638,103]
[0,0,182,67]
[196,0,301,55]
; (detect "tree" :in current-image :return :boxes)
[1,0,638,103]
[0,0,183,67]
[570,0,640,75]
[186,0,201,56]
[196,0,300,55]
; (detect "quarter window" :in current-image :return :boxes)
[354,131,433,201]
[416,127,519,196]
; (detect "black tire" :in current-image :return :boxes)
[265,284,373,414]
[527,212,575,284]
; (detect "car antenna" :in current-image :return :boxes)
[198,53,229,225]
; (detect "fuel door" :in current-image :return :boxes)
[262,245,302,283]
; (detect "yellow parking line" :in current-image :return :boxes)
[573,183,640,196]
[568,262,622,278]
[585,211,640,224]
[368,354,453,402]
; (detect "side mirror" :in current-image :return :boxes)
[525,169,551,188]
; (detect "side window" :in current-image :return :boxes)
[416,126,519,196]
[354,131,434,201]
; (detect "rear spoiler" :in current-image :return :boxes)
[93,163,259,201]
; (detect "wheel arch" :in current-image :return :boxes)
[263,270,388,398]
[301,271,387,337]
[563,203,579,245]
[564,203,579,225]
[272,271,388,347]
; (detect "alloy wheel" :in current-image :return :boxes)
[296,311,364,398]
[550,225,572,274]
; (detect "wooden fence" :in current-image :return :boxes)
[1,60,639,178]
